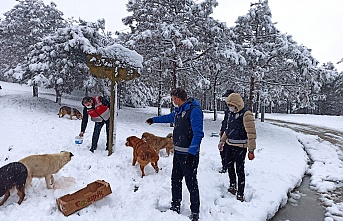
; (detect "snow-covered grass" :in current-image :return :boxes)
[0,81,342,221]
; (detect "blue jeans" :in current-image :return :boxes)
[91,119,110,151]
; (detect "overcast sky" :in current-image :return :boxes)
[1,0,343,72]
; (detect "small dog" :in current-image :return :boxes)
[125,136,159,178]
[57,106,82,120]
[141,132,174,156]
[19,151,73,189]
[0,162,28,206]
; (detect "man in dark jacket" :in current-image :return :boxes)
[79,96,110,153]
[218,89,234,173]
[146,88,204,221]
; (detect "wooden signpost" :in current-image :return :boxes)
[86,54,140,156]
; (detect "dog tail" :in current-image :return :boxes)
[166,133,173,139]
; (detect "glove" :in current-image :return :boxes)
[218,141,224,151]
[219,131,223,137]
[146,118,153,125]
[248,151,255,160]
[185,153,195,165]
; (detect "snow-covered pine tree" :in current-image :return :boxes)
[120,0,221,107]
[192,18,246,120]
[0,0,65,79]
[231,0,319,115]
[314,62,343,115]
[25,19,107,104]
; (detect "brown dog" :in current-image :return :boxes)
[19,151,73,189]
[0,162,28,206]
[57,106,82,120]
[125,136,159,178]
[141,132,174,156]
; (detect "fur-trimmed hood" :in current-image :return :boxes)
[226,93,245,112]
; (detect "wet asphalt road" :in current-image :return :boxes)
[265,118,343,221]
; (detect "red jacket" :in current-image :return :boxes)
[81,96,110,132]
[87,96,110,121]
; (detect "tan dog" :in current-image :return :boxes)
[141,132,174,156]
[57,106,82,120]
[125,136,159,178]
[19,151,73,189]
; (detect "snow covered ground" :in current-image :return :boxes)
[0,81,342,221]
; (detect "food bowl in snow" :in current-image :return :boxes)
[75,136,84,144]
[211,132,219,137]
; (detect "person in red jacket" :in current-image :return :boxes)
[79,96,110,153]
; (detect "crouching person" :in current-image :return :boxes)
[79,96,110,153]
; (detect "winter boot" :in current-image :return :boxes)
[228,186,237,195]
[169,204,180,214]
[219,168,227,173]
[236,194,244,202]
[189,213,199,221]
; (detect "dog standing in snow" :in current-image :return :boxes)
[19,151,73,189]
[0,162,28,206]
[125,136,159,177]
[57,106,82,120]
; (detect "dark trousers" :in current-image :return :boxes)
[91,119,110,150]
[171,152,200,213]
[225,143,247,196]
[220,144,229,170]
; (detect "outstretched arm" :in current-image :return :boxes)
[152,112,176,124]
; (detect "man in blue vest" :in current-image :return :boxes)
[146,88,204,221]
[219,89,234,173]
[218,93,256,202]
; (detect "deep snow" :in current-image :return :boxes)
[0,81,342,221]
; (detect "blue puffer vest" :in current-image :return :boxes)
[225,107,248,144]
[173,105,197,150]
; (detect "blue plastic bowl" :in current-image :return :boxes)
[75,136,84,144]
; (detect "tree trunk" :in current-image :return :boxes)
[212,72,219,121]
[32,81,38,97]
[255,91,260,119]
[287,98,291,114]
[55,86,61,105]
[213,91,217,121]
[170,61,177,127]
[261,100,265,122]
[248,76,255,111]
[158,61,163,116]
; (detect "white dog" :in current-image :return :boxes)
[19,151,73,189]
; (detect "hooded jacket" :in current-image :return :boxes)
[220,93,256,151]
[152,98,204,155]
